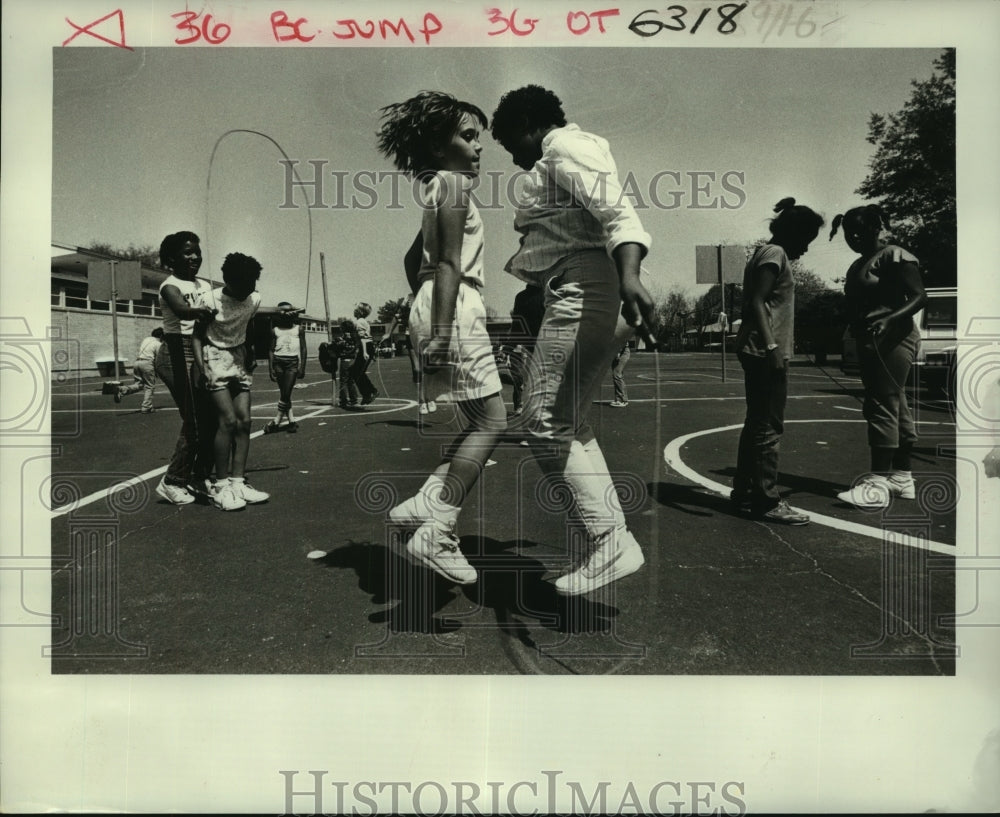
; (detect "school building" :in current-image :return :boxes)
[49,245,334,376]
[49,245,514,376]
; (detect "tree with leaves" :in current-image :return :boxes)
[652,288,693,350]
[376,298,406,324]
[856,49,955,287]
[86,242,160,267]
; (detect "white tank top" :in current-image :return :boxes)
[159,275,211,335]
[273,325,299,356]
[417,173,485,288]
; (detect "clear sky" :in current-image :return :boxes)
[52,47,943,319]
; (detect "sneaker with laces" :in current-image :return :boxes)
[837,475,892,509]
[231,479,269,504]
[156,479,195,506]
[756,500,810,525]
[427,400,437,413]
[609,400,628,408]
[210,480,247,511]
[554,527,645,596]
[406,521,477,584]
[418,402,430,415]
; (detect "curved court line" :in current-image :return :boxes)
[49,400,417,518]
[663,419,955,555]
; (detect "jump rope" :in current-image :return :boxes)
[204,128,314,334]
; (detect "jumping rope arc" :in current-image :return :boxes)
[205,129,314,316]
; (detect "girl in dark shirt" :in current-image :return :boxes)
[830,205,926,509]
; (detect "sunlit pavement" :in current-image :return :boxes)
[47,353,956,675]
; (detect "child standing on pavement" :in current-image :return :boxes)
[336,320,361,409]
[193,252,297,511]
[731,198,825,524]
[830,205,927,509]
[377,90,507,585]
[348,302,378,405]
[264,301,306,433]
[153,231,218,505]
[609,336,634,408]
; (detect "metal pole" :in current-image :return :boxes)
[717,245,726,383]
[319,252,336,403]
[320,252,333,342]
[110,260,121,379]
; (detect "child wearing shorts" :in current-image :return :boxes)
[193,252,297,511]
[376,90,506,584]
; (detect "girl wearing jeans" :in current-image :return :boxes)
[490,85,657,596]
[732,199,824,525]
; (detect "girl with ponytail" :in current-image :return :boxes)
[732,198,824,524]
[829,205,926,509]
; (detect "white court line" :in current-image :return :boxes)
[49,399,416,518]
[663,419,955,555]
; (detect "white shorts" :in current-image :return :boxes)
[202,344,253,392]
[409,279,502,403]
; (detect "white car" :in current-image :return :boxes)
[841,286,957,394]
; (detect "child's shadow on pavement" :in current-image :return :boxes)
[461,537,620,639]
[317,536,618,639]
[318,540,460,634]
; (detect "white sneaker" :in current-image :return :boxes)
[837,475,893,509]
[210,480,247,511]
[427,401,437,413]
[406,520,477,584]
[231,479,269,504]
[388,493,426,527]
[418,403,429,415]
[554,527,645,596]
[156,479,195,505]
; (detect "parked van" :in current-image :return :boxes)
[841,286,957,393]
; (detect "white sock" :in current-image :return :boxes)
[419,473,444,497]
[432,501,461,530]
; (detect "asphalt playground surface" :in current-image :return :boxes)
[49,352,957,675]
